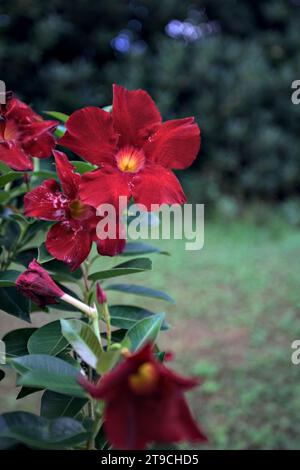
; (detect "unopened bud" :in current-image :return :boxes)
[96,282,107,305]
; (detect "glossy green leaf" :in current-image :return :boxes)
[60,319,102,369]
[54,124,66,138]
[0,191,9,204]
[125,313,165,352]
[0,270,22,287]
[0,412,88,449]
[44,110,69,122]
[0,172,23,187]
[37,242,54,263]
[0,162,11,173]
[121,242,170,256]
[16,387,42,400]
[41,390,87,419]
[105,283,175,303]
[2,328,36,358]
[11,354,86,398]
[28,321,69,356]
[0,287,31,322]
[88,257,152,281]
[70,161,96,174]
[96,350,121,375]
[109,305,169,330]
[30,170,58,180]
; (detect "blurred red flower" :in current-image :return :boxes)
[0,95,57,171]
[79,343,207,450]
[59,84,200,211]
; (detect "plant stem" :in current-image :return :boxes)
[61,293,97,318]
[101,303,112,348]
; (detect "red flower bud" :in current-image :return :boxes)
[16,259,64,308]
[96,282,107,305]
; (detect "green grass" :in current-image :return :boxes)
[108,216,300,449]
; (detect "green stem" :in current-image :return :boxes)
[100,303,112,348]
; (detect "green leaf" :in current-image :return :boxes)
[121,242,170,256]
[0,162,11,173]
[44,111,69,123]
[0,270,22,287]
[54,124,66,138]
[28,321,69,356]
[60,319,102,369]
[11,354,86,398]
[105,283,175,303]
[96,350,121,375]
[30,170,58,180]
[88,257,152,281]
[70,161,97,174]
[0,191,9,204]
[37,242,54,263]
[41,391,87,419]
[0,172,23,187]
[2,328,36,358]
[109,305,169,330]
[17,387,42,400]
[0,287,31,322]
[0,412,88,449]
[125,313,165,352]
[15,248,37,267]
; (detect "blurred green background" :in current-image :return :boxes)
[1,0,300,449]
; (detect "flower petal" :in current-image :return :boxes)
[96,222,126,257]
[79,168,130,209]
[24,179,69,221]
[59,107,118,165]
[132,164,186,210]
[53,150,80,200]
[0,141,33,171]
[46,221,92,271]
[21,120,58,158]
[143,117,200,169]
[112,84,162,148]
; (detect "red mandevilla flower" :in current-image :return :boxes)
[0,94,57,171]
[59,84,200,211]
[79,343,207,450]
[24,150,124,271]
[16,259,64,307]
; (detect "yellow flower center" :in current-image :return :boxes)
[116,146,145,174]
[129,362,158,394]
[69,199,88,219]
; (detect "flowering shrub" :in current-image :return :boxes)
[0,86,206,450]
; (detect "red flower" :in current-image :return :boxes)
[16,259,64,307]
[24,150,98,270]
[0,95,57,171]
[24,151,125,270]
[59,85,200,211]
[79,343,207,450]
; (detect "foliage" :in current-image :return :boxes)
[1,0,300,202]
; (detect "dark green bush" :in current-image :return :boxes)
[1,0,300,202]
